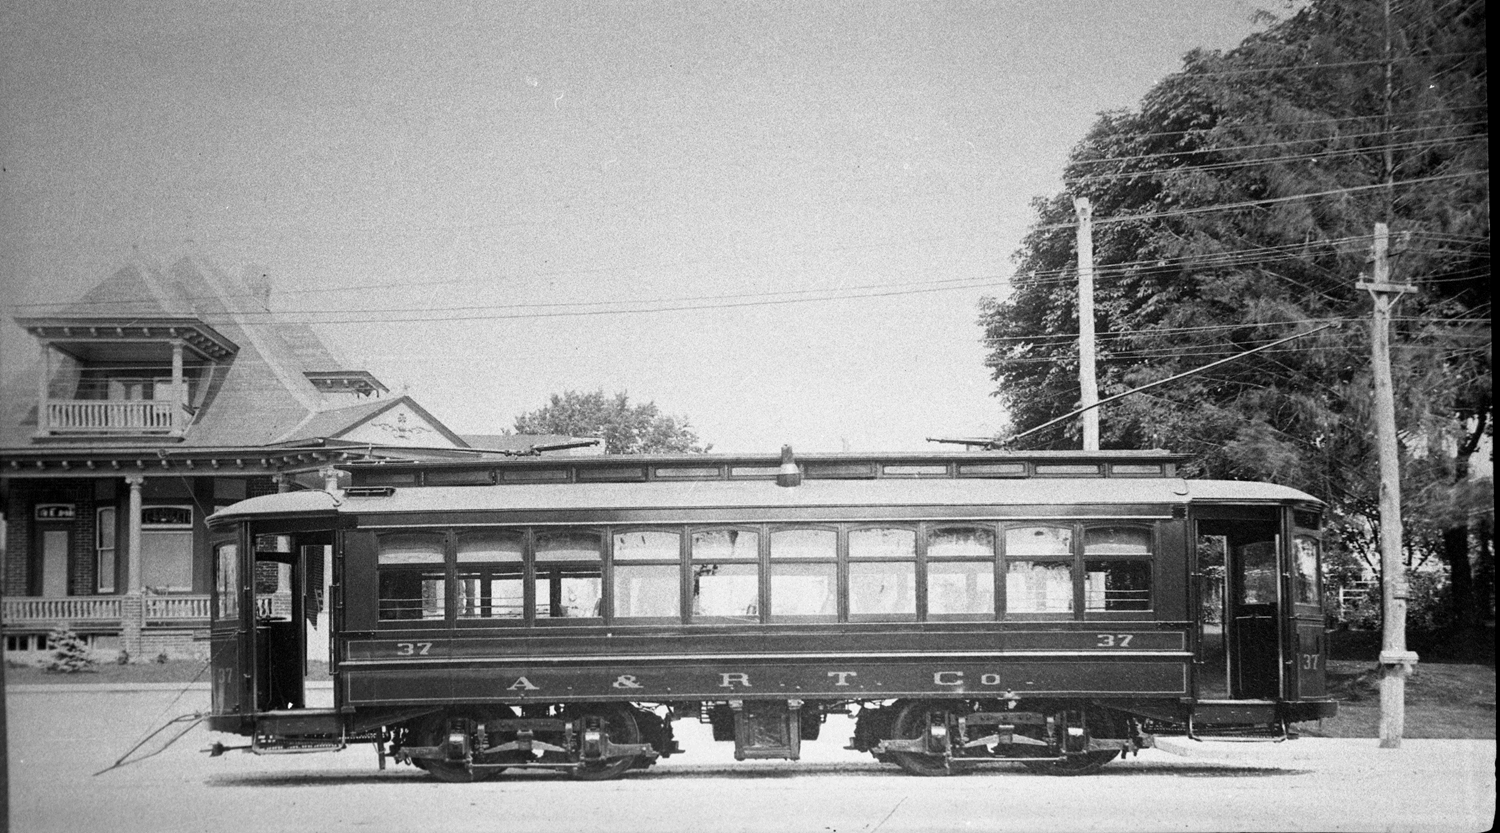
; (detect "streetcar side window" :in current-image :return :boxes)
[691,528,760,621]
[769,527,837,620]
[533,530,603,620]
[1004,525,1074,615]
[612,529,682,620]
[926,526,995,618]
[377,532,447,621]
[847,527,916,620]
[456,530,524,620]
[1084,526,1153,612]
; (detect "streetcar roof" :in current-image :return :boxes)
[207,476,1320,525]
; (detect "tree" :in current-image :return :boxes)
[978,0,1490,628]
[513,390,710,454]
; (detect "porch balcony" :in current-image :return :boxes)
[43,398,194,436]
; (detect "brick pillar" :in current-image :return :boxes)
[120,593,143,660]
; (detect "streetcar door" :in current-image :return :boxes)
[1195,514,1282,701]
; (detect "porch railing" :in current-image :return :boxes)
[42,399,190,435]
[2,596,123,625]
[143,595,212,621]
[2,594,214,628]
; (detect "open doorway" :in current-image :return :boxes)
[252,531,333,712]
[1195,515,1283,701]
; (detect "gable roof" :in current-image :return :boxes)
[1,256,463,455]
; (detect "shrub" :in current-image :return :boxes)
[44,625,97,674]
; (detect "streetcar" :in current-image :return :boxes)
[204,447,1336,779]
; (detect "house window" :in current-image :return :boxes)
[141,505,193,593]
[96,507,117,593]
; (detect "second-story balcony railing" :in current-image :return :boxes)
[43,399,192,436]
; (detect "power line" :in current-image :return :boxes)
[1032,171,1487,231]
[1066,120,1488,169]
[1064,134,1486,185]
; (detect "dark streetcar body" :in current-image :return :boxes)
[204,450,1336,779]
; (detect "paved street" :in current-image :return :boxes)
[6,686,1495,833]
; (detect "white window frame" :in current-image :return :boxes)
[96,506,117,593]
[141,504,194,593]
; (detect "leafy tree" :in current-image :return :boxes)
[513,390,710,454]
[979,0,1489,627]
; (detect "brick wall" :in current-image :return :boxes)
[4,487,29,596]
[1,480,95,597]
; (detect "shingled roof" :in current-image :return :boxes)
[1,256,459,454]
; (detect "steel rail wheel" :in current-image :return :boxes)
[412,709,512,783]
[890,700,969,777]
[1022,749,1119,776]
[569,705,642,782]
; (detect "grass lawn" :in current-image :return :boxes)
[1298,659,1496,739]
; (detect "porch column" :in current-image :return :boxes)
[37,340,51,433]
[169,339,185,434]
[123,474,146,660]
[273,472,291,493]
[319,465,340,492]
[125,475,145,592]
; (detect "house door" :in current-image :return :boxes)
[1196,515,1283,701]
[39,527,71,597]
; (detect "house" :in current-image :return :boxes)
[0,256,482,661]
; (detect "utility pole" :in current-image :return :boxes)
[1358,221,1418,748]
[1074,196,1100,450]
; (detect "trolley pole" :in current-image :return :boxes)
[1358,221,1418,748]
[1073,197,1100,450]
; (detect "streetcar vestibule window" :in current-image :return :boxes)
[1005,525,1074,614]
[456,530,524,620]
[691,529,760,620]
[847,527,916,618]
[769,528,836,619]
[1293,535,1321,605]
[377,533,446,621]
[214,542,239,620]
[927,526,995,616]
[534,530,602,619]
[613,529,681,619]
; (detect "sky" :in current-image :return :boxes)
[0,1,1270,453]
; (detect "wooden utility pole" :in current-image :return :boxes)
[1358,221,1419,748]
[1073,197,1100,450]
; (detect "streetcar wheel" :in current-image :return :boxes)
[570,705,641,782]
[1023,749,1119,776]
[411,710,509,783]
[890,700,967,777]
